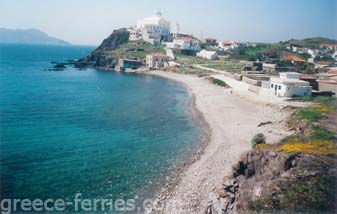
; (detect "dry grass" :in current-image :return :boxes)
[276,140,337,156]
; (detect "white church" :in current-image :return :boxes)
[128,12,172,45]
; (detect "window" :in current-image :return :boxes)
[271,84,273,88]
[278,85,281,90]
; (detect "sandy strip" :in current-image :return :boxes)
[146,71,292,214]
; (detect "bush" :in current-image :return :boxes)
[251,133,266,148]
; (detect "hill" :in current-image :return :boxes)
[286,37,337,49]
[76,28,164,69]
[0,28,71,45]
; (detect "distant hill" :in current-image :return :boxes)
[0,28,71,45]
[286,37,337,49]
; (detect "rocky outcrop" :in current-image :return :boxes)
[75,28,129,69]
[209,148,337,213]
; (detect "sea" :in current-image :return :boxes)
[0,44,205,213]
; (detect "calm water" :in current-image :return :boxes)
[0,44,204,211]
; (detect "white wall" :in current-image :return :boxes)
[270,82,312,97]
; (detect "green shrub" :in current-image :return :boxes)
[310,126,335,141]
[297,108,323,122]
[212,78,228,87]
[251,133,266,148]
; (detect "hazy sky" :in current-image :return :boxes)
[0,0,336,45]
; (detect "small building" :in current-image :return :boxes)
[205,37,217,45]
[263,62,276,73]
[279,72,302,79]
[117,59,143,71]
[166,36,200,51]
[127,28,142,41]
[270,77,312,97]
[131,11,171,44]
[300,75,318,91]
[196,50,218,60]
[317,69,337,94]
[314,61,333,69]
[218,40,237,51]
[282,55,307,64]
[320,44,337,51]
[146,53,170,68]
[243,61,263,73]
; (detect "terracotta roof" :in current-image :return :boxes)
[205,37,216,41]
[317,79,337,85]
[282,55,307,63]
[315,61,333,65]
[321,43,337,47]
[327,69,337,75]
[300,76,318,80]
[147,53,167,57]
[175,36,199,42]
[222,40,235,46]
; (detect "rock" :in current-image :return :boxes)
[257,121,272,127]
[53,63,66,69]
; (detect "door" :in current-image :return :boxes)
[274,84,277,95]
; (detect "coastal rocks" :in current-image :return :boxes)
[95,28,129,51]
[230,150,299,212]
[47,62,67,71]
[75,28,129,69]
[53,63,66,69]
[207,147,337,213]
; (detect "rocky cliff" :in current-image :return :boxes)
[75,28,129,69]
[209,146,337,213]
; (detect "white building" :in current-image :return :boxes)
[171,22,180,38]
[166,36,200,51]
[146,53,170,68]
[196,50,218,60]
[279,72,302,79]
[128,28,142,41]
[269,72,312,97]
[218,40,238,51]
[130,12,171,44]
[262,63,276,73]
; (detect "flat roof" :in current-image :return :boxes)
[270,77,310,86]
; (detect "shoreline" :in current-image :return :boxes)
[144,71,292,213]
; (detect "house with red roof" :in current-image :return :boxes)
[166,36,201,51]
[317,69,337,95]
[146,53,170,68]
[314,61,334,69]
[281,55,307,63]
[218,40,238,51]
[320,44,337,51]
[205,37,217,45]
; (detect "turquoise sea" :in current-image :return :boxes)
[0,44,204,212]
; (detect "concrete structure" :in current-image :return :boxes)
[300,75,318,91]
[130,12,171,44]
[269,73,312,97]
[279,72,302,79]
[205,37,217,45]
[314,61,333,69]
[128,28,142,41]
[146,53,169,68]
[263,63,276,73]
[170,22,180,38]
[196,50,218,60]
[166,36,200,51]
[317,70,337,94]
[282,55,307,64]
[218,40,237,51]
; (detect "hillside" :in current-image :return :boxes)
[287,37,337,49]
[210,96,337,213]
[76,28,164,69]
[0,28,70,45]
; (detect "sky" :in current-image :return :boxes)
[0,0,336,45]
